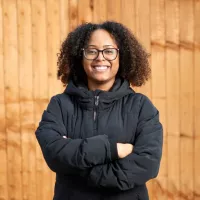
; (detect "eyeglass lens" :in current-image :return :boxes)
[84,48,118,61]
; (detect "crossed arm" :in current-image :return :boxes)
[36,95,163,191]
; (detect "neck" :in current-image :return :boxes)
[88,79,115,91]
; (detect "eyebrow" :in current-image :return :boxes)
[87,45,115,48]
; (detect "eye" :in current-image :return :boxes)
[86,49,97,55]
[104,49,115,54]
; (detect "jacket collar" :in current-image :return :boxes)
[64,78,134,110]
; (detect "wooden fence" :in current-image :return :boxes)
[0,0,200,199]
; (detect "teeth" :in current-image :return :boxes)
[93,66,108,71]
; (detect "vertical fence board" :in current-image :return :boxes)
[20,101,36,200]
[194,0,200,199]
[59,0,69,110]
[0,0,8,199]
[78,0,93,24]
[166,45,180,198]
[151,45,166,98]
[69,0,78,31]
[121,0,135,33]
[3,0,22,199]
[107,0,121,22]
[17,0,36,200]
[93,0,107,23]
[135,0,151,98]
[32,0,50,200]
[60,0,69,42]
[166,0,180,199]
[166,48,180,199]
[151,0,166,98]
[180,0,194,199]
[151,0,167,199]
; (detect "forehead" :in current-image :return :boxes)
[87,29,117,47]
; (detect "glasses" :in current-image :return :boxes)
[82,48,119,61]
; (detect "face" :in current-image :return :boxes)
[82,29,119,87]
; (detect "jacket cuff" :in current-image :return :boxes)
[108,139,118,160]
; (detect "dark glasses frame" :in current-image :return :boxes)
[82,48,119,61]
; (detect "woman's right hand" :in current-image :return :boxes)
[117,143,134,159]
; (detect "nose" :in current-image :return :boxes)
[96,51,105,61]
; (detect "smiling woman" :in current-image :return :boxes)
[57,21,151,88]
[82,29,120,91]
[35,21,163,200]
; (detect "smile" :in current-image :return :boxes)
[92,65,110,72]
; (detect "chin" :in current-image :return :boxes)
[93,76,110,83]
[93,76,115,84]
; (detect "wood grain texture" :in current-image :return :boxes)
[166,1,180,199]
[107,0,121,22]
[47,0,63,97]
[3,0,22,199]
[135,0,151,98]
[152,98,168,200]
[60,0,69,42]
[0,0,8,199]
[121,0,135,33]
[150,1,167,199]
[78,0,93,25]
[151,0,165,98]
[31,0,51,199]
[17,0,36,200]
[93,0,107,23]
[165,4,180,159]
[69,0,78,31]
[180,1,194,199]
[194,0,200,199]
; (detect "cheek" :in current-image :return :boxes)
[82,59,91,72]
[111,58,120,72]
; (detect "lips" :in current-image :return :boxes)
[92,65,110,72]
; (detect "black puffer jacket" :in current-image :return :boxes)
[36,78,163,200]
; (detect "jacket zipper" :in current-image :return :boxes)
[94,96,99,121]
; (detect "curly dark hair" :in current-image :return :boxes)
[57,21,150,87]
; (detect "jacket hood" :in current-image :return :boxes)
[64,78,134,110]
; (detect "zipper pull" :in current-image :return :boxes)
[94,96,99,121]
[95,96,99,106]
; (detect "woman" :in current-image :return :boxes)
[36,21,163,200]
